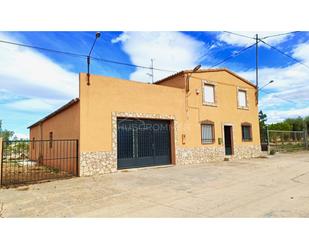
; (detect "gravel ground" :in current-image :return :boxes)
[1,151,309,217]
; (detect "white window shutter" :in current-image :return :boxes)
[204,85,215,103]
[238,90,247,107]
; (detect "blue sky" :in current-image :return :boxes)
[0,31,309,138]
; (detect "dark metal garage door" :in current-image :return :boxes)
[117,118,171,169]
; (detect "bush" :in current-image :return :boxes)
[269,149,276,155]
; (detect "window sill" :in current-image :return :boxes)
[202,140,215,145]
[203,102,217,107]
[242,139,253,142]
[238,106,249,110]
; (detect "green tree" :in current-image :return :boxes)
[285,117,304,131]
[268,122,292,131]
[259,110,267,130]
[0,120,15,140]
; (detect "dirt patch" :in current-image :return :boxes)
[1,162,73,186]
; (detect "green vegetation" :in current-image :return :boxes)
[259,111,309,153]
[269,149,276,155]
[267,115,309,132]
[0,120,16,141]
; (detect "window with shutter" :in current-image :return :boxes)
[201,123,215,144]
[203,84,215,104]
[238,90,247,108]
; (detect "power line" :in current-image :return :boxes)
[259,39,309,71]
[259,89,297,104]
[261,31,300,40]
[0,39,177,73]
[223,31,255,40]
[0,39,86,58]
[209,42,258,68]
[91,56,176,73]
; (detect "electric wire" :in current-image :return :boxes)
[259,39,309,71]
[261,31,300,40]
[209,42,258,68]
[223,31,255,40]
[0,39,177,73]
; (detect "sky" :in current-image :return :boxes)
[0,31,309,138]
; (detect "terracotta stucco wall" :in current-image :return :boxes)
[79,73,186,153]
[155,74,186,89]
[29,102,80,174]
[184,70,260,148]
[79,71,260,152]
[29,102,80,141]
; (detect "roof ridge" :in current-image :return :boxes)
[28,98,79,129]
[154,68,256,88]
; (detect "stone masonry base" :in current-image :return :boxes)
[79,145,262,176]
[80,151,117,176]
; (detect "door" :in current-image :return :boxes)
[117,118,171,169]
[224,125,233,155]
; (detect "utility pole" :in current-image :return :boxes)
[150,59,154,83]
[255,33,259,105]
[147,58,154,83]
[87,32,101,85]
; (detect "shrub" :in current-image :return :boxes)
[269,149,276,155]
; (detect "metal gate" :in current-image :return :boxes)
[117,118,171,169]
[0,139,79,187]
[267,130,308,153]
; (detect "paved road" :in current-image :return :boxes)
[1,152,309,217]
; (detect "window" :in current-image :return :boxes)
[238,89,247,108]
[241,123,252,141]
[49,132,53,148]
[201,121,215,144]
[203,84,215,104]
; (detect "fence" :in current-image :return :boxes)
[267,129,308,153]
[0,138,79,187]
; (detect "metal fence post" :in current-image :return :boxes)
[267,127,270,154]
[304,128,308,150]
[76,139,79,177]
[0,137,3,186]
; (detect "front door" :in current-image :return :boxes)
[224,125,233,155]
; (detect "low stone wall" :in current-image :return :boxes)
[79,144,262,176]
[232,144,262,160]
[176,144,261,165]
[176,146,225,165]
[80,151,117,176]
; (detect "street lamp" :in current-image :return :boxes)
[186,64,201,92]
[259,80,274,91]
[87,32,101,85]
[256,80,274,105]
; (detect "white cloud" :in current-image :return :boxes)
[112,32,206,82]
[217,32,293,47]
[14,133,29,139]
[4,97,66,113]
[111,33,129,44]
[265,107,309,124]
[0,32,78,100]
[292,42,309,63]
[237,40,309,122]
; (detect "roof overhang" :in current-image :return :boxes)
[27,98,79,129]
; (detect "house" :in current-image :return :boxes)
[28,68,261,176]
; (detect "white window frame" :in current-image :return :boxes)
[237,88,248,109]
[203,82,216,106]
